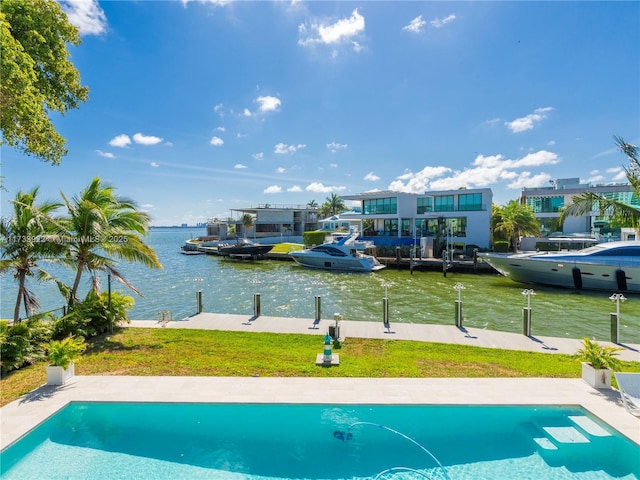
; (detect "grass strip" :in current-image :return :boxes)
[2,328,639,407]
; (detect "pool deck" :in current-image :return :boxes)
[2,313,639,451]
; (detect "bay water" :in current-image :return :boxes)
[1,227,638,344]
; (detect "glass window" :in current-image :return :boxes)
[363,197,397,215]
[417,197,432,214]
[526,196,564,213]
[401,218,411,237]
[458,193,482,211]
[383,219,398,236]
[446,217,467,237]
[434,195,454,212]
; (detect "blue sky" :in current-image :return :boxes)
[2,0,639,226]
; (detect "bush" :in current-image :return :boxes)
[47,336,86,369]
[0,319,51,375]
[493,240,509,252]
[302,230,327,247]
[53,291,134,340]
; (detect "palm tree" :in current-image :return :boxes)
[0,187,62,322]
[493,200,541,252]
[325,193,346,216]
[560,136,640,228]
[60,177,162,306]
[306,199,318,208]
[240,213,254,238]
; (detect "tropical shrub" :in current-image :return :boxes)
[0,319,51,375]
[53,291,134,339]
[493,240,509,253]
[575,337,623,370]
[47,336,86,369]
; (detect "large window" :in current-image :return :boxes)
[458,193,482,211]
[526,196,564,213]
[446,217,467,237]
[417,197,432,214]
[382,219,398,236]
[401,218,411,237]
[434,195,454,212]
[363,197,397,215]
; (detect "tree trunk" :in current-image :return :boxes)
[69,259,86,307]
[13,271,25,323]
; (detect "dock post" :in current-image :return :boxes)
[196,290,203,314]
[610,313,619,344]
[455,300,463,327]
[253,293,261,317]
[523,307,531,336]
[383,296,389,326]
[314,295,321,323]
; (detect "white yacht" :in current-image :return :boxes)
[481,241,640,292]
[289,233,386,272]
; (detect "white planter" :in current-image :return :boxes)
[581,362,612,389]
[46,362,75,386]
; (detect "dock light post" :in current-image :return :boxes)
[314,295,321,324]
[521,289,536,336]
[253,293,261,317]
[196,290,203,314]
[609,293,626,344]
[453,283,465,327]
[382,283,391,327]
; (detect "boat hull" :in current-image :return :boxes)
[289,252,385,272]
[218,244,273,259]
[482,253,640,292]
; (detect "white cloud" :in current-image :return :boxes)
[507,172,553,189]
[252,152,264,160]
[58,0,107,36]
[256,96,281,113]
[329,163,338,168]
[298,9,365,49]
[264,185,283,194]
[96,150,114,158]
[237,132,248,138]
[547,140,556,146]
[276,167,286,173]
[587,175,605,183]
[430,14,456,28]
[210,136,224,146]
[402,15,427,33]
[216,126,226,132]
[305,182,347,193]
[214,104,225,117]
[388,166,452,193]
[141,203,155,209]
[505,107,554,133]
[150,162,159,168]
[612,170,628,181]
[606,166,623,174]
[287,185,303,192]
[243,108,253,117]
[133,133,163,145]
[327,141,348,153]
[364,172,380,181]
[234,164,247,169]
[108,134,131,147]
[274,143,306,154]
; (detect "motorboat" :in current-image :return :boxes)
[289,233,386,272]
[218,240,273,259]
[481,241,640,292]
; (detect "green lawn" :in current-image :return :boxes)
[2,328,639,407]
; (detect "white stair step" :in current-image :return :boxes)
[568,415,611,437]
[533,437,558,450]
[542,426,590,444]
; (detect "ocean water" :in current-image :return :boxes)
[1,403,638,479]
[1,228,639,343]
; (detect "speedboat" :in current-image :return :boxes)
[481,241,640,292]
[289,233,386,272]
[218,240,273,259]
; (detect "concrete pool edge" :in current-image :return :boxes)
[1,376,639,451]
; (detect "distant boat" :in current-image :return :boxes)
[218,240,274,259]
[289,233,385,272]
[481,241,640,292]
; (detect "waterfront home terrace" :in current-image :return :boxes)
[206,204,319,241]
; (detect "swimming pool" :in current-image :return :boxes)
[1,402,638,479]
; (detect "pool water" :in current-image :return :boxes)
[1,403,638,479]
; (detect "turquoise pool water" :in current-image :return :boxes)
[1,403,638,479]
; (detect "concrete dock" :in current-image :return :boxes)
[133,312,640,362]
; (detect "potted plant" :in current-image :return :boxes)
[45,336,86,386]
[575,337,622,389]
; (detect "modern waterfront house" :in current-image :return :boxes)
[340,188,493,256]
[520,178,639,240]
[205,204,320,242]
